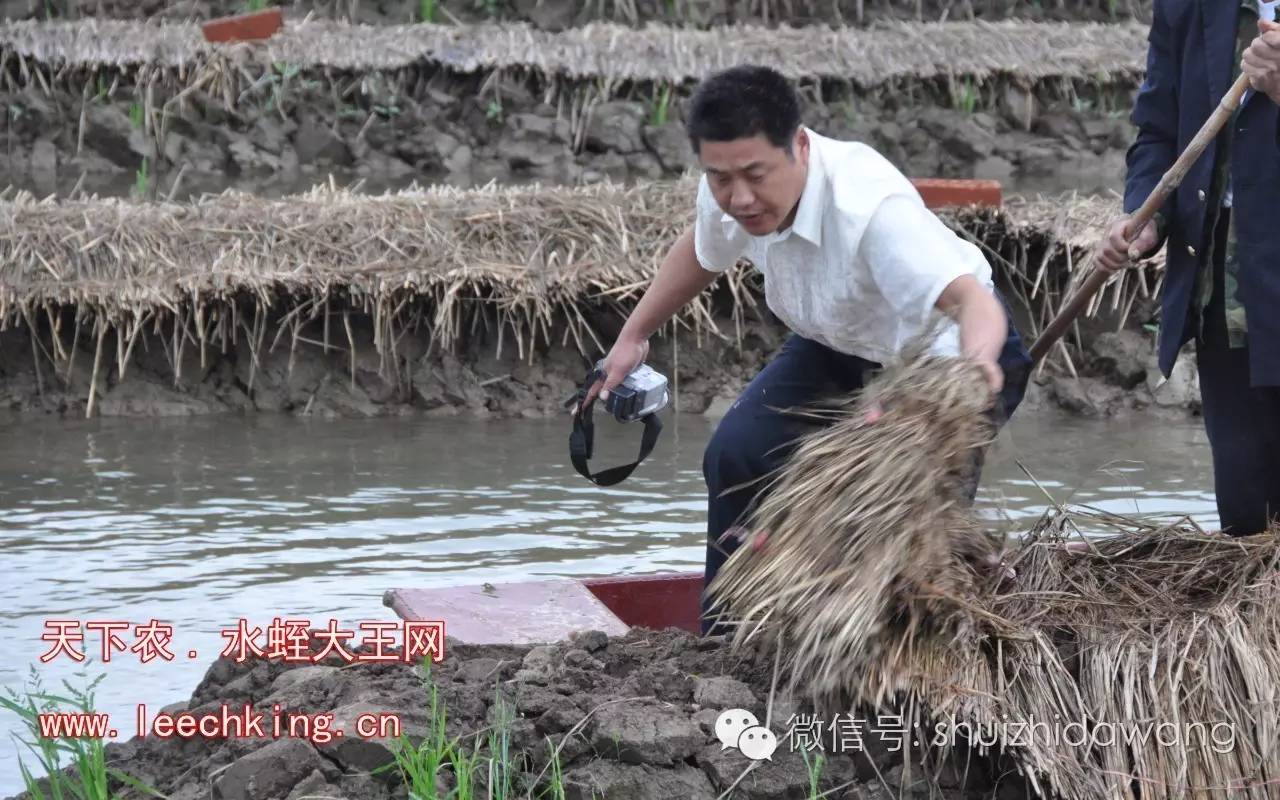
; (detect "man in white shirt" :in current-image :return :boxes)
[583,66,1032,634]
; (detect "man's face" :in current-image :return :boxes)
[698,129,809,237]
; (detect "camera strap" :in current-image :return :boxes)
[567,371,663,487]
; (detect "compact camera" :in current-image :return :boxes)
[594,360,670,422]
[566,360,669,486]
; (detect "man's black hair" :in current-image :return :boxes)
[685,65,802,155]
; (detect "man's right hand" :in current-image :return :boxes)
[576,335,650,413]
[1096,215,1161,273]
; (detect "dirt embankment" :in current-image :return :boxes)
[0,298,786,420]
[0,290,1200,421]
[15,628,1035,800]
[1,0,1151,29]
[3,66,1135,203]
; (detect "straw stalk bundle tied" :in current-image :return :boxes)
[705,355,1001,709]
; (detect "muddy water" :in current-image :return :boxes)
[0,410,1212,791]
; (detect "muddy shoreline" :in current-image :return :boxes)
[9,627,1036,800]
[0,293,1200,421]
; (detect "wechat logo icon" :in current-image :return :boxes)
[714,709,778,762]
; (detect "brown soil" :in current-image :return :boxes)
[2,67,1134,203]
[0,294,789,419]
[18,627,1036,800]
[0,287,1199,420]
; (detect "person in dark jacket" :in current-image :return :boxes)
[1096,3,1280,535]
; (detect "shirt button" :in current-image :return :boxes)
[1187,245,1197,257]
[1197,189,1206,202]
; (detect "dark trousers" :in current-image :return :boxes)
[699,299,1031,635]
[1196,211,1280,535]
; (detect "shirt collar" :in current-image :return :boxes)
[788,131,825,247]
[718,127,825,246]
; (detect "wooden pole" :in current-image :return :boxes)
[1028,72,1253,364]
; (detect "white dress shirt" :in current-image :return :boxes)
[693,128,994,364]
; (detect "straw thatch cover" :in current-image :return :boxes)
[0,180,1144,344]
[0,179,1152,416]
[0,18,1149,85]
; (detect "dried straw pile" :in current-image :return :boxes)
[0,17,1148,86]
[0,181,1138,336]
[0,179,733,364]
[706,356,1280,799]
[0,182,1126,342]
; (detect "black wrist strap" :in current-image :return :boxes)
[568,373,663,486]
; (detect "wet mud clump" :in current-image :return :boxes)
[40,628,1034,800]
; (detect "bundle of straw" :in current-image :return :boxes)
[705,354,1280,799]
[705,354,1000,707]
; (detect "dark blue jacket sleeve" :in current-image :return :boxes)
[1124,0,1179,227]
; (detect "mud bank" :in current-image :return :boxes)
[1,0,1151,29]
[0,299,796,419]
[1,67,1134,201]
[0,293,1200,420]
[12,628,1035,800]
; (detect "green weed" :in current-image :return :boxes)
[385,661,455,799]
[260,62,301,113]
[956,78,978,114]
[0,667,164,800]
[449,734,484,799]
[649,83,672,127]
[537,736,567,800]
[486,688,516,800]
[801,749,826,798]
[134,157,150,200]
